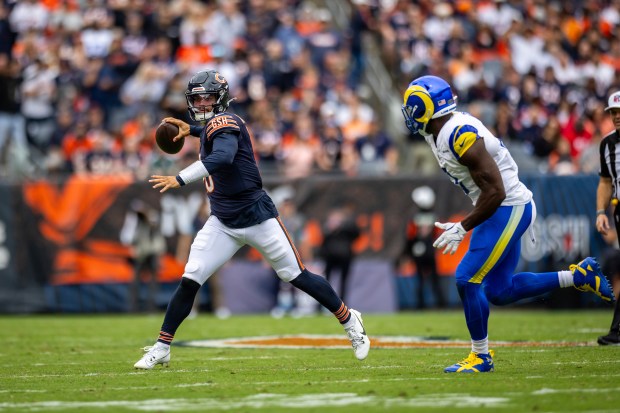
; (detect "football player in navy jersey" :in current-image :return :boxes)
[134,70,369,369]
[402,75,614,373]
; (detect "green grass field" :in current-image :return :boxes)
[1,310,619,412]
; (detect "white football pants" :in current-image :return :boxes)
[182,215,305,285]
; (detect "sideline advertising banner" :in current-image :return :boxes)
[0,174,604,313]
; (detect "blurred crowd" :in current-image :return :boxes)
[0,0,618,182]
[376,0,619,175]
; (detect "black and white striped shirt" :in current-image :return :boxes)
[600,129,620,198]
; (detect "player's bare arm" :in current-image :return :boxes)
[458,139,506,231]
[149,175,180,193]
[596,176,613,235]
[161,117,191,141]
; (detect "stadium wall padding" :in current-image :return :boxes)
[0,174,606,313]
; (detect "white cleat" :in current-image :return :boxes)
[134,344,171,370]
[345,309,370,360]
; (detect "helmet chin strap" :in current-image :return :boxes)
[419,123,432,138]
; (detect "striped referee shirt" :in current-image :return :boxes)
[600,129,620,198]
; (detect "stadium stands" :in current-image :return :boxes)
[0,0,616,181]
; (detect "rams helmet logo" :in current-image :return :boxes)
[402,85,434,135]
[402,76,457,135]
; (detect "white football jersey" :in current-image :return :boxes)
[425,111,532,206]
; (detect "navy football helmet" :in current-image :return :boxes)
[185,70,231,122]
[401,75,457,135]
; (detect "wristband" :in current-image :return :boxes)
[596,209,606,216]
[178,160,209,184]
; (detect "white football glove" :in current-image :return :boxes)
[433,222,467,255]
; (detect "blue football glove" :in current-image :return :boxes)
[433,222,466,255]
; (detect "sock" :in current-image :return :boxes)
[472,337,489,355]
[558,270,574,288]
[158,277,201,345]
[290,270,351,324]
[155,331,174,348]
[336,303,352,326]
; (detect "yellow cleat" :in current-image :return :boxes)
[444,350,495,373]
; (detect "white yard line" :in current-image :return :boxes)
[0,392,511,411]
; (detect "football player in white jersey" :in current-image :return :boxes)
[402,75,615,373]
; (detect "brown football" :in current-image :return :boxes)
[155,122,184,154]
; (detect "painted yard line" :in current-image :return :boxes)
[251,377,445,386]
[532,387,620,395]
[105,382,215,391]
[501,387,620,398]
[0,383,216,395]
[3,356,285,368]
[526,374,620,379]
[1,365,409,380]
[502,408,618,413]
[5,375,619,396]
[1,378,427,396]
[5,369,208,379]
[0,392,511,411]
[7,363,620,381]
[201,355,286,361]
[552,360,620,365]
[575,328,609,333]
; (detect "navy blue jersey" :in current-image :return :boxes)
[196,112,277,228]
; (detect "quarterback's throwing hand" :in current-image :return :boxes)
[433,222,466,255]
[162,117,190,141]
[149,175,180,193]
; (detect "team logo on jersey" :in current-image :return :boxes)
[214,72,226,83]
[449,124,479,158]
[211,116,230,127]
[206,115,240,140]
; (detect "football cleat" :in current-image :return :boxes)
[570,257,615,303]
[598,330,620,346]
[444,350,495,373]
[345,309,370,360]
[134,344,171,369]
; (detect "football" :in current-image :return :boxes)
[155,122,184,154]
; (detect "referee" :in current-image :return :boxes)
[596,90,620,345]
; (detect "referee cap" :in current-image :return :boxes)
[605,91,620,111]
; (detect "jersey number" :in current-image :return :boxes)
[441,167,470,194]
[204,176,215,193]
